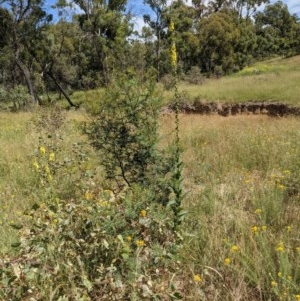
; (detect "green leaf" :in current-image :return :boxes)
[121,253,129,260]
[170,292,184,299]
[10,223,23,230]
[11,242,21,248]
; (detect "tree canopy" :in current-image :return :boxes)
[0,0,299,107]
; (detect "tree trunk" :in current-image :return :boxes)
[46,70,78,108]
[15,56,38,104]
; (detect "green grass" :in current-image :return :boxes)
[163,55,300,106]
[68,55,300,109]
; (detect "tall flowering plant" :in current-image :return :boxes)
[168,20,185,232]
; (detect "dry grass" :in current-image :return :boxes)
[160,114,300,300]
[1,110,300,299]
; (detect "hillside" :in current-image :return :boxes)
[172,55,300,106]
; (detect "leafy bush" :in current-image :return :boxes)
[0,186,182,300]
[0,85,31,111]
[85,78,173,198]
[184,67,205,85]
[0,79,186,300]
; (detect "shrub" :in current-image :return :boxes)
[84,77,173,198]
[184,67,205,85]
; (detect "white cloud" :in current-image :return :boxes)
[131,15,148,33]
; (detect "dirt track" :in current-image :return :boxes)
[168,101,300,117]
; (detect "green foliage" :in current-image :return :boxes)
[0,106,184,300]
[0,85,31,111]
[0,186,181,300]
[85,77,171,196]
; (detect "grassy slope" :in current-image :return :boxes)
[71,55,300,108]
[172,55,300,105]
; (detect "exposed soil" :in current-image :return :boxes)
[167,101,300,117]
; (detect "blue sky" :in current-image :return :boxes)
[43,0,300,27]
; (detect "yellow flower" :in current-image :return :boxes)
[32,160,40,171]
[99,200,110,207]
[85,191,93,200]
[287,225,292,232]
[271,280,277,287]
[276,242,284,252]
[261,225,267,232]
[169,21,175,32]
[295,294,300,301]
[170,42,177,68]
[39,146,46,155]
[49,152,55,161]
[278,184,286,190]
[224,258,231,265]
[45,164,50,174]
[135,240,145,247]
[230,245,239,252]
[254,208,262,215]
[251,226,259,233]
[278,272,282,277]
[140,209,147,218]
[193,274,202,282]
[126,236,132,242]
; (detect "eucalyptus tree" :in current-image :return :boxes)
[196,10,240,75]
[254,1,300,57]
[0,7,13,86]
[72,0,132,86]
[207,0,268,19]
[143,0,168,80]
[0,0,52,104]
[171,1,203,73]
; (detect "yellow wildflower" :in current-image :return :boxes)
[135,240,145,247]
[39,146,46,155]
[193,274,202,282]
[49,152,55,161]
[140,209,147,218]
[45,164,50,174]
[32,160,40,171]
[170,42,177,68]
[251,226,259,233]
[278,272,282,277]
[169,21,175,32]
[254,208,262,214]
[261,225,267,232]
[126,236,132,242]
[224,258,231,265]
[85,191,93,200]
[295,294,300,301]
[276,242,284,252]
[277,184,286,190]
[230,245,239,252]
[287,225,292,232]
[271,280,277,287]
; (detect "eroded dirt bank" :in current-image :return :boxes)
[167,101,300,117]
